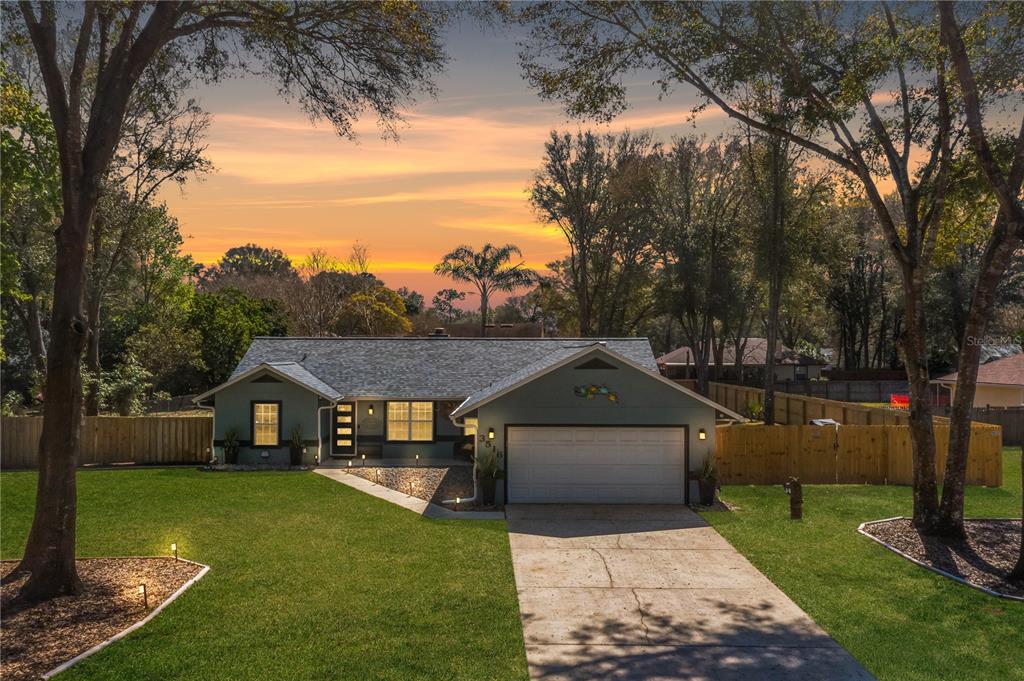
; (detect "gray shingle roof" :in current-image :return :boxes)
[265,362,344,401]
[231,337,658,399]
[451,344,604,418]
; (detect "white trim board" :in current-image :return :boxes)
[42,558,210,679]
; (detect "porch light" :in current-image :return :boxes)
[487,428,495,440]
[139,584,148,608]
[368,404,374,415]
[171,542,178,561]
[698,429,707,441]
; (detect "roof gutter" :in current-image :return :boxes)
[195,402,217,464]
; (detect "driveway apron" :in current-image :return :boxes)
[507,504,874,680]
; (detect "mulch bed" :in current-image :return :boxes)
[347,465,474,505]
[861,518,1024,599]
[1,557,202,680]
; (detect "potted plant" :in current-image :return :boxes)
[223,427,240,465]
[698,455,717,506]
[289,425,305,467]
[476,447,501,506]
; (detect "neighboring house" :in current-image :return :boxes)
[657,338,827,382]
[934,351,1024,408]
[195,336,744,504]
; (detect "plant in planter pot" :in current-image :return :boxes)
[289,425,305,467]
[698,455,718,506]
[223,427,240,465]
[476,446,502,506]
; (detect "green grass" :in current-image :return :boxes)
[703,447,1024,681]
[1,470,528,680]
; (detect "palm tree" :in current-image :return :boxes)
[434,244,536,336]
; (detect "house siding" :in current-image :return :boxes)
[475,354,718,504]
[213,373,321,465]
[946,383,1024,408]
[321,400,466,461]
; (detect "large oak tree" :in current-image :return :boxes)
[8,0,449,602]
[513,0,1022,534]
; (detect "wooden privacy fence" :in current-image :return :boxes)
[965,406,1024,447]
[709,382,949,426]
[715,423,1003,487]
[1,416,213,469]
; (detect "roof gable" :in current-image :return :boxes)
[450,344,746,421]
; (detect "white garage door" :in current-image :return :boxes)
[507,426,687,504]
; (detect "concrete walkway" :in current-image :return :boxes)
[314,468,504,520]
[507,505,873,680]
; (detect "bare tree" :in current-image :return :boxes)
[9,1,449,601]
[513,1,1019,532]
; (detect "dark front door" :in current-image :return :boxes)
[332,402,356,456]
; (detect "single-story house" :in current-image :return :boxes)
[934,351,1024,408]
[195,336,743,504]
[657,337,827,382]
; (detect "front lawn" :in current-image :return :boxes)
[0,470,527,680]
[704,447,1024,681]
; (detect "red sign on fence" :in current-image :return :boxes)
[889,394,910,409]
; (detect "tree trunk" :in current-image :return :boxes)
[763,286,780,425]
[936,220,1022,537]
[21,295,48,379]
[15,200,95,601]
[479,290,489,337]
[899,271,941,531]
[694,355,710,397]
[84,291,101,416]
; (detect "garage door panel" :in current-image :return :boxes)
[508,426,686,504]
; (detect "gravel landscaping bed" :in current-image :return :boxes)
[1,557,203,680]
[860,517,1024,599]
[346,466,474,505]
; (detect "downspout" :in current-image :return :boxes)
[443,414,478,505]
[316,402,336,465]
[195,402,216,464]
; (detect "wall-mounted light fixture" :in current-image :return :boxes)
[487,427,495,441]
[368,404,374,415]
[698,428,707,441]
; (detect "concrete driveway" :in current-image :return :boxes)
[507,505,873,680]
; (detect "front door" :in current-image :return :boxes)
[332,402,356,456]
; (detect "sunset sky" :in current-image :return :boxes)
[159,19,724,303]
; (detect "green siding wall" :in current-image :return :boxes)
[213,372,321,465]
[475,354,718,504]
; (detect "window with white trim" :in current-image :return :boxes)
[387,401,433,441]
[253,402,280,446]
